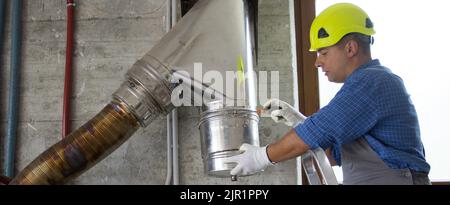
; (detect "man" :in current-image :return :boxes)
[225,3,431,185]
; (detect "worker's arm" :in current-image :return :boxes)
[224,129,311,176]
[268,129,337,166]
[267,129,310,163]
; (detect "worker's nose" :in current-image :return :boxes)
[314,58,322,69]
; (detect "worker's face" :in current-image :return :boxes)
[315,44,349,83]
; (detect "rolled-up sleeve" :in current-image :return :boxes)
[294,73,379,152]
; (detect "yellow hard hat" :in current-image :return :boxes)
[309,3,375,51]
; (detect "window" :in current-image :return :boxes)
[316,0,450,182]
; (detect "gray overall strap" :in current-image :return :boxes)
[341,138,430,185]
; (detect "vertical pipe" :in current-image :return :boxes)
[171,0,177,27]
[170,0,179,185]
[0,0,5,59]
[171,109,179,185]
[164,0,173,185]
[288,0,302,185]
[165,0,172,32]
[62,0,76,137]
[0,3,5,167]
[0,0,6,181]
[4,0,22,178]
[164,114,173,185]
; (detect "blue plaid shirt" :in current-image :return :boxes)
[295,59,430,173]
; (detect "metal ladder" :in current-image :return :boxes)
[301,148,338,185]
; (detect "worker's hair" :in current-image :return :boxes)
[337,33,373,55]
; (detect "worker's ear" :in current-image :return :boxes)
[345,39,359,57]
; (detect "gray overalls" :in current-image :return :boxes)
[341,138,431,185]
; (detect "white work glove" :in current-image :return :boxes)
[224,143,274,176]
[262,99,307,127]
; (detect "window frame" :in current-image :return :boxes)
[293,0,319,185]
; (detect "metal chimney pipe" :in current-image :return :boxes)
[11,0,259,184]
[114,0,260,177]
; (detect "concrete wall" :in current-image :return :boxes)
[0,0,297,185]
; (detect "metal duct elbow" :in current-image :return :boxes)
[114,0,260,177]
[11,0,259,184]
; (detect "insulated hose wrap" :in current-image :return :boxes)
[10,101,139,185]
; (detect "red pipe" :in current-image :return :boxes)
[63,0,75,138]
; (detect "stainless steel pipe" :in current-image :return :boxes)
[114,0,260,177]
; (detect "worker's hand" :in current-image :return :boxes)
[262,99,307,127]
[224,143,274,176]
